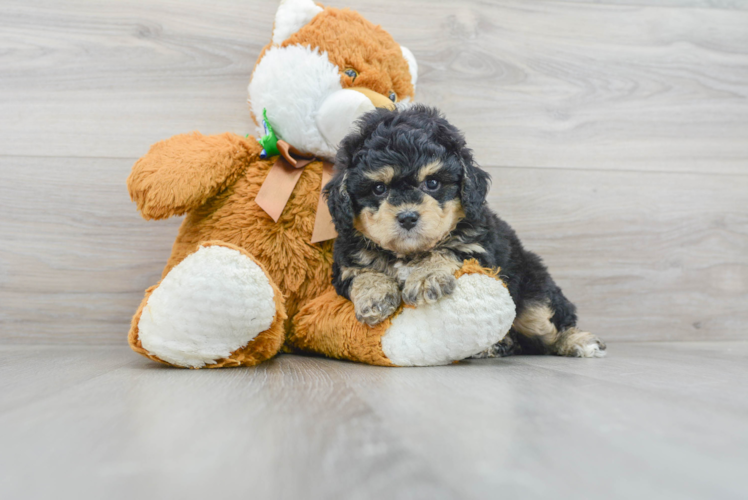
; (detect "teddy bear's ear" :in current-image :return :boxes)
[272,0,323,45]
[400,46,418,89]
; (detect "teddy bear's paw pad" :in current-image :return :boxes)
[381,273,516,366]
[138,245,277,368]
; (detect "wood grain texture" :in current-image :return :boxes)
[0,156,180,343]
[555,0,748,10]
[0,0,747,344]
[488,166,748,341]
[1,0,747,172]
[1,343,747,499]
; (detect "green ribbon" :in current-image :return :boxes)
[257,108,279,158]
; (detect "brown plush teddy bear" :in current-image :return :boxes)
[127,0,515,368]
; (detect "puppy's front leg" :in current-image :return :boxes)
[401,253,461,306]
[350,271,401,326]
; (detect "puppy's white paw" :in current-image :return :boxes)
[138,245,277,368]
[382,273,516,366]
[557,329,607,358]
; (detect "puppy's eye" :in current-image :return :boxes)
[344,68,358,80]
[422,178,440,191]
[388,91,397,102]
[372,183,388,196]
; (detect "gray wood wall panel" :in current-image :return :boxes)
[3,0,748,173]
[553,0,748,9]
[1,0,746,344]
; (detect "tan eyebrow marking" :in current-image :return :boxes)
[363,166,395,183]
[417,161,444,182]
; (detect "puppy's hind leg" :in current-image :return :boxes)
[472,330,522,358]
[513,299,606,358]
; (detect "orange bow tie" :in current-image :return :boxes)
[254,139,338,244]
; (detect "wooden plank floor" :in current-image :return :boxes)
[1,0,747,344]
[1,342,746,499]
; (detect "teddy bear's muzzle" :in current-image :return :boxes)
[316,87,396,151]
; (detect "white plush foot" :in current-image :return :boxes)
[381,273,516,366]
[138,245,277,368]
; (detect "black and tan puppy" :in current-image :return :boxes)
[325,105,606,357]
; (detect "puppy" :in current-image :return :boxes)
[325,105,606,357]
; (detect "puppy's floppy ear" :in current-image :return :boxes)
[423,105,491,220]
[459,152,491,220]
[325,112,381,232]
[324,169,354,232]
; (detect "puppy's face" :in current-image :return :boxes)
[347,159,464,255]
[325,106,491,255]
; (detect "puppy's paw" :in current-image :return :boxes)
[556,329,607,358]
[402,269,457,306]
[471,332,520,359]
[351,273,400,326]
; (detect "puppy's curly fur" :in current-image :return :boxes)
[325,105,606,357]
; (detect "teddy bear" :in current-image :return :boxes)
[126,0,515,368]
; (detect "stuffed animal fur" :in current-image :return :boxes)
[127,0,515,368]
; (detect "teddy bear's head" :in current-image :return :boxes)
[248,0,418,160]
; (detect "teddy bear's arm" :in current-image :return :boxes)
[127,132,261,220]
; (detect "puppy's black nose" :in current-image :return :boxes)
[397,211,420,230]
